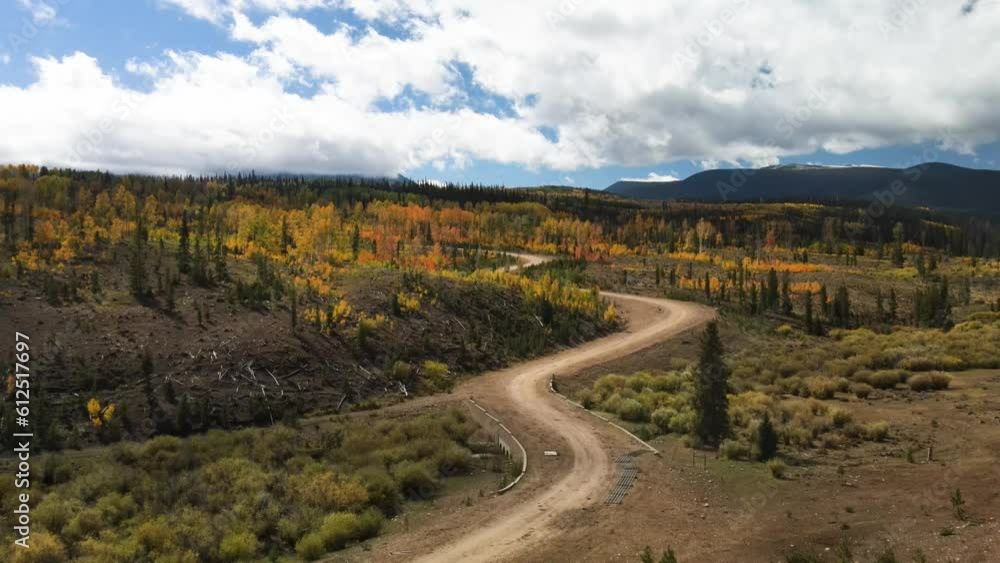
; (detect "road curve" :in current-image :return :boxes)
[408,257,715,563]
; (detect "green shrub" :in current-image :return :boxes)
[930,372,953,390]
[295,532,326,561]
[434,442,473,475]
[315,508,384,551]
[33,493,81,534]
[219,531,259,562]
[63,508,107,541]
[832,377,851,393]
[908,372,952,391]
[617,398,648,422]
[650,407,675,433]
[850,370,873,385]
[11,530,66,563]
[719,439,749,460]
[830,408,852,428]
[650,373,685,393]
[390,361,413,381]
[776,324,794,336]
[135,516,177,553]
[863,421,890,442]
[805,377,838,400]
[668,410,695,434]
[851,383,873,399]
[421,360,452,391]
[783,427,812,448]
[294,472,369,512]
[870,370,908,390]
[777,376,803,395]
[40,455,73,486]
[767,459,787,479]
[393,460,438,496]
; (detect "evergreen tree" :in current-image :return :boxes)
[693,321,730,446]
[892,222,905,267]
[831,285,851,328]
[780,270,792,315]
[803,290,814,334]
[89,270,101,297]
[212,233,227,281]
[819,284,829,317]
[351,223,361,259]
[755,412,778,461]
[176,395,192,436]
[178,211,191,274]
[280,216,291,255]
[129,213,148,299]
[766,268,780,310]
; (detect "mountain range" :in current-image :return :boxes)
[605,163,1000,212]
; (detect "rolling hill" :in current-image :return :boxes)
[605,163,1000,212]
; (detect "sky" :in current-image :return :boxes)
[1,0,999,189]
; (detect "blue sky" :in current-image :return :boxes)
[2,1,999,189]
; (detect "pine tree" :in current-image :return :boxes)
[892,222,905,267]
[780,270,792,315]
[693,321,730,446]
[832,285,851,328]
[176,395,192,436]
[89,270,101,297]
[766,268,779,310]
[803,290,814,334]
[280,216,291,255]
[212,233,227,281]
[819,284,829,317]
[129,213,148,299]
[755,412,778,461]
[178,211,191,274]
[351,223,361,259]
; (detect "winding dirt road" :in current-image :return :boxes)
[395,254,715,563]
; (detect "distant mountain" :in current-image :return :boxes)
[605,163,1000,212]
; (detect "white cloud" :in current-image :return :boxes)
[3,1,1000,176]
[621,173,681,183]
[17,0,57,24]
[158,0,229,23]
[562,176,575,184]
[1,54,11,65]
[0,52,559,176]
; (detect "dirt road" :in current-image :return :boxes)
[390,254,714,563]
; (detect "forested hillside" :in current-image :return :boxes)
[0,164,997,450]
[607,163,1000,214]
